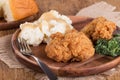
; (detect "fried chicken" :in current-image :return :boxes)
[45,30,95,62]
[81,17,116,41]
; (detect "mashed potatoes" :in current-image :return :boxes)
[19,22,44,46]
[38,10,73,43]
[18,10,73,45]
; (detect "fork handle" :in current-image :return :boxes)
[30,55,58,80]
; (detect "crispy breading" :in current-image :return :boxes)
[45,30,95,62]
[81,17,116,41]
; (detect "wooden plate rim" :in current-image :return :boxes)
[11,16,120,76]
[0,12,41,30]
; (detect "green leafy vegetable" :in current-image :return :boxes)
[95,34,120,57]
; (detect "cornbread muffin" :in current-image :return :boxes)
[2,0,39,21]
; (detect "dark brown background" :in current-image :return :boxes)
[0,0,120,80]
[36,0,120,15]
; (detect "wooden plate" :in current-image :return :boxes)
[0,12,41,30]
[11,16,120,77]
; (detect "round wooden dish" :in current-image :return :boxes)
[0,13,40,30]
[11,16,120,77]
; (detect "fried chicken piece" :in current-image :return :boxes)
[45,30,95,62]
[45,32,72,62]
[81,17,116,41]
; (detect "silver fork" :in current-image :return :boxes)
[17,38,58,80]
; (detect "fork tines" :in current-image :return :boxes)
[17,38,32,54]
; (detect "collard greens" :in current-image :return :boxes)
[95,34,120,57]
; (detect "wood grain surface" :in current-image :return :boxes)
[11,16,120,77]
[0,0,120,80]
[0,0,120,36]
[2,35,120,80]
[0,13,40,30]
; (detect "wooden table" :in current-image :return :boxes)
[0,0,120,80]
